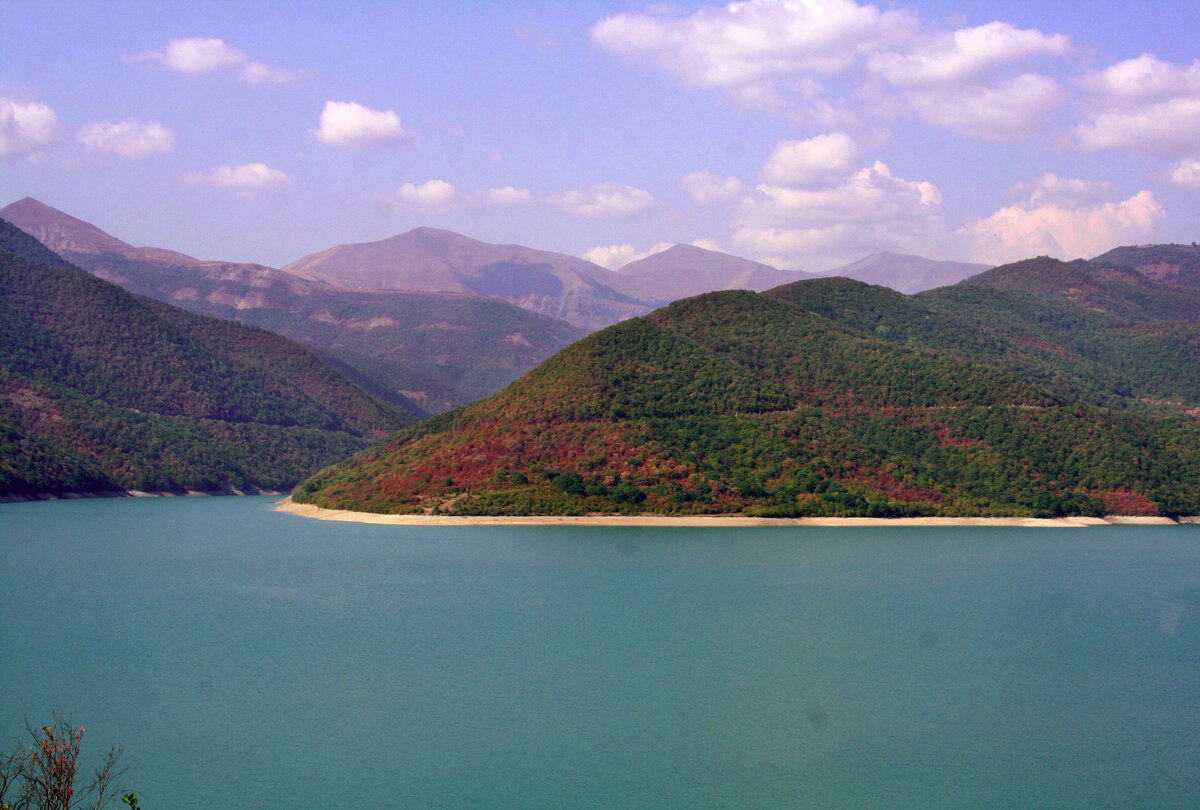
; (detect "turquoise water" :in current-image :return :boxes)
[2,496,1199,809]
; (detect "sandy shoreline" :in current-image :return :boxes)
[275,497,1188,528]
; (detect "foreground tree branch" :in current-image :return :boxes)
[0,716,127,810]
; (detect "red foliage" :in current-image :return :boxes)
[859,471,944,504]
[1092,489,1160,516]
[935,426,976,447]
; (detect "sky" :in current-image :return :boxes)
[3,0,1200,272]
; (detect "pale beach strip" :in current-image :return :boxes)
[274,497,1171,528]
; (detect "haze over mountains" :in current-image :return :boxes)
[0,196,1005,411]
[613,244,805,300]
[0,198,586,413]
[819,252,991,294]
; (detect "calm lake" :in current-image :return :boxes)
[3,496,1199,809]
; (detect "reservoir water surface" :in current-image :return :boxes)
[3,496,1199,808]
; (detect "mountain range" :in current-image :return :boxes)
[0,197,1002,411]
[0,198,586,413]
[281,226,658,329]
[8,192,1200,516]
[613,244,806,300]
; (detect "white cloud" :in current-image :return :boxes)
[1081,54,1200,100]
[392,180,461,212]
[959,176,1164,264]
[908,73,1066,140]
[682,171,747,204]
[547,182,655,218]
[584,242,675,269]
[126,37,301,84]
[1008,173,1114,208]
[583,244,637,269]
[759,133,859,186]
[1170,157,1200,189]
[591,0,917,87]
[732,160,947,269]
[184,163,292,192]
[77,119,174,157]
[481,186,532,206]
[314,101,414,148]
[241,62,302,85]
[591,1,1074,140]
[0,97,60,159]
[1073,55,1200,154]
[1072,96,1200,153]
[382,182,532,212]
[869,21,1070,86]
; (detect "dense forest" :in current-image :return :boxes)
[0,219,415,497]
[767,262,1200,410]
[294,281,1200,518]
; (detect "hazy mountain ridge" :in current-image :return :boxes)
[819,251,992,293]
[0,219,416,497]
[0,199,587,412]
[282,226,661,330]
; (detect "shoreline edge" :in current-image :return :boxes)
[274,497,1190,528]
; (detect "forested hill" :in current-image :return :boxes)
[763,267,1200,411]
[0,219,419,497]
[293,287,1200,519]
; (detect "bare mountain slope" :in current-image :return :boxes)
[283,226,659,329]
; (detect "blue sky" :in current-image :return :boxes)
[3,0,1199,271]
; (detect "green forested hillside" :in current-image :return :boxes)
[961,255,1200,322]
[0,221,417,497]
[294,289,1200,518]
[765,267,1200,410]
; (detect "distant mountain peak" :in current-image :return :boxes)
[0,197,245,268]
[612,243,804,301]
[820,252,991,294]
[281,227,652,329]
[0,197,134,257]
